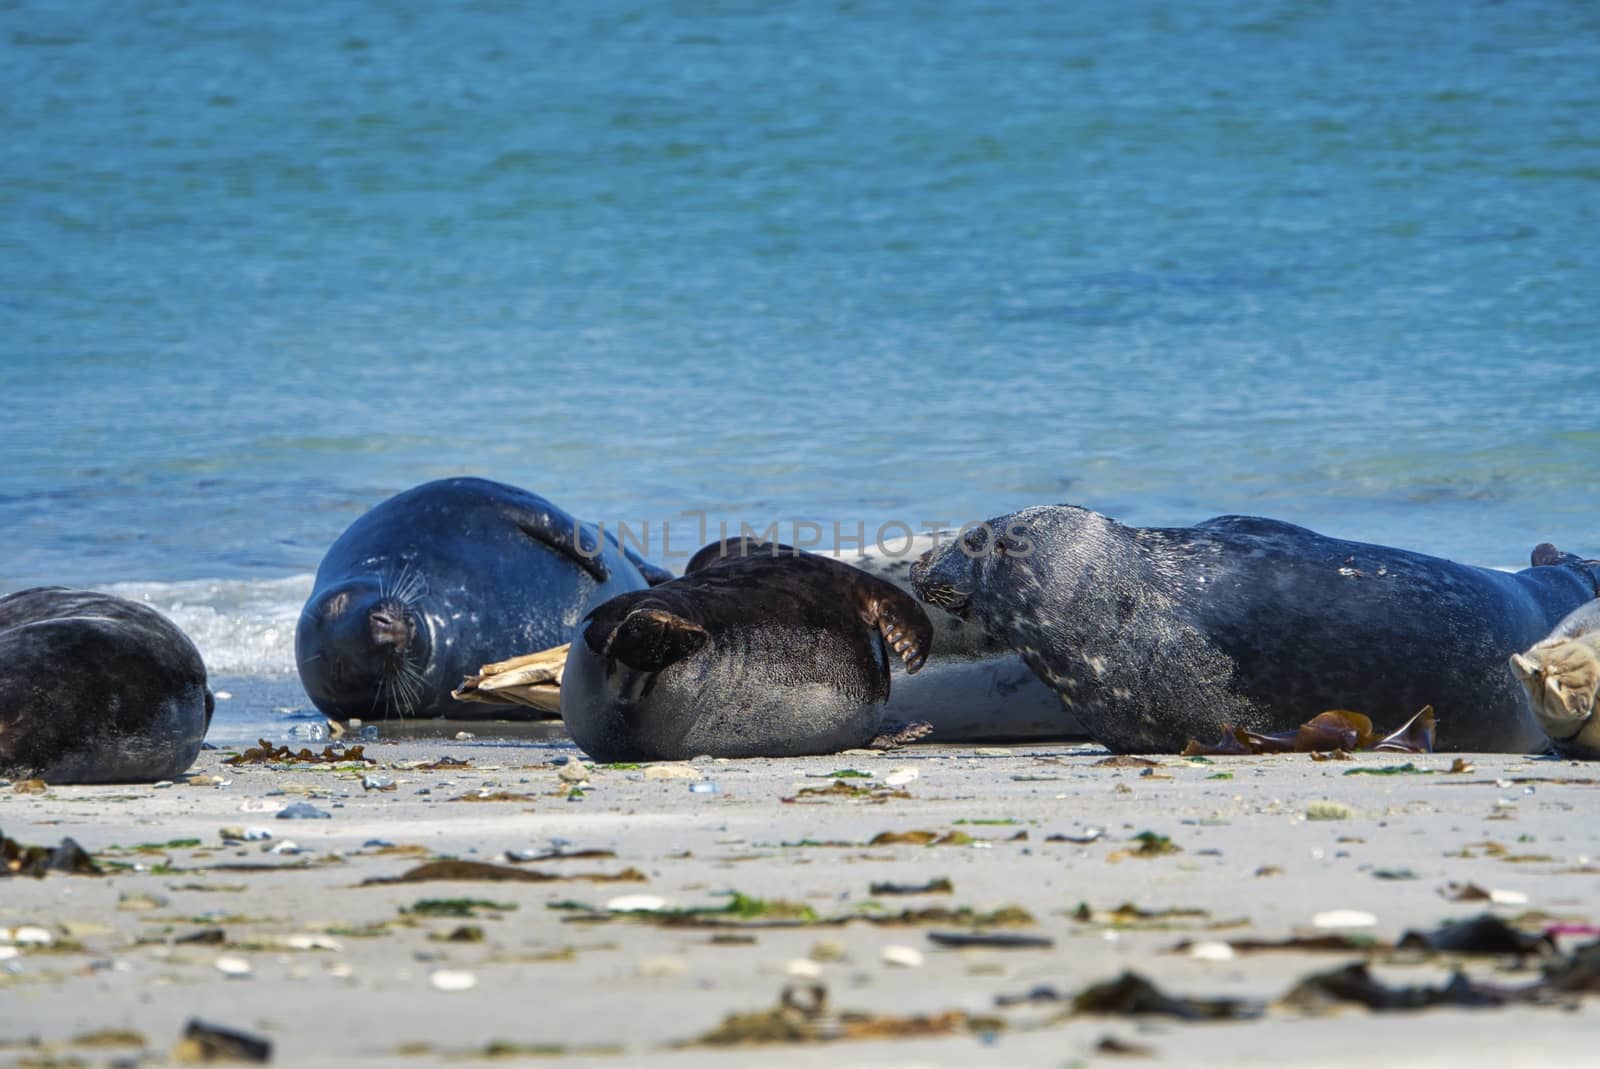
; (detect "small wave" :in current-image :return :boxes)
[96,574,313,677]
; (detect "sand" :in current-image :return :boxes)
[4,719,1600,1067]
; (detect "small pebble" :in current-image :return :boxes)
[643,764,701,781]
[215,956,253,978]
[1188,940,1236,961]
[12,926,54,947]
[430,969,478,992]
[1312,909,1378,929]
[688,781,720,794]
[637,956,689,978]
[361,775,395,792]
[453,731,475,741]
[607,895,669,912]
[276,802,332,820]
[883,767,919,787]
[213,690,232,700]
[786,958,824,979]
[285,934,342,951]
[810,939,847,962]
[882,945,924,968]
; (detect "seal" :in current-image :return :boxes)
[1510,591,1600,759]
[0,587,213,783]
[843,531,1083,741]
[559,542,933,761]
[296,477,670,722]
[909,506,1600,754]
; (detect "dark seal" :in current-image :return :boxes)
[560,542,933,761]
[1,587,213,783]
[910,506,1600,754]
[296,477,670,721]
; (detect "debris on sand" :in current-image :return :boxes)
[1183,707,1436,757]
[225,739,371,766]
[173,1019,272,1063]
[1,829,101,877]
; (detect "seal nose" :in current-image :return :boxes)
[368,606,413,651]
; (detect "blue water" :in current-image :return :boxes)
[4,1,1599,676]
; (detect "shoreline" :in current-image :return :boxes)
[5,704,1599,1066]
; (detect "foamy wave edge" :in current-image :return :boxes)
[96,574,313,677]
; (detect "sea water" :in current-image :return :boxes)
[4,2,1597,735]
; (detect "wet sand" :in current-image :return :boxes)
[4,716,1600,1067]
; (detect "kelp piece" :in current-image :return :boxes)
[1281,962,1514,1012]
[1184,707,1435,757]
[174,1019,272,1064]
[1181,725,1254,757]
[926,930,1054,949]
[1372,705,1437,753]
[869,877,953,895]
[1072,971,1259,1021]
[1,830,100,877]
[1396,914,1555,958]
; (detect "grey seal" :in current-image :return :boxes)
[1,587,213,783]
[910,506,1600,754]
[560,542,933,760]
[296,477,669,721]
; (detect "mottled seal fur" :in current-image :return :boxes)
[910,506,1600,754]
[560,542,933,761]
[0,587,213,783]
[1510,588,1600,759]
[844,531,1082,741]
[296,477,669,721]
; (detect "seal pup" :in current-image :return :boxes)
[1,587,213,783]
[910,506,1600,754]
[296,477,669,722]
[560,542,933,761]
[1510,581,1600,759]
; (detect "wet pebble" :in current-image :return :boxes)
[883,767,918,787]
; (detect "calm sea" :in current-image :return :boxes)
[4,1,1598,717]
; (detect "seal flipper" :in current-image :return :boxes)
[585,605,709,673]
[853,577,934,675]
[499,499,611,583]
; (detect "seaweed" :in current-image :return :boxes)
[224,739,370,765]
[364,859,645,885]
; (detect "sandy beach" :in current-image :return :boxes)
[5,711,1599,1068]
